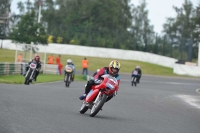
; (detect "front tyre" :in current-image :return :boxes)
[65,74,71,87]
[24,79,30,85]
[65,74,69,87]
[90,94,108,117]
[134,77,137,86]
[79,102,89,114]
[24,71,31,85]
[131,77,134,86]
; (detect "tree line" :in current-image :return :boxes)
[1,0,200,61]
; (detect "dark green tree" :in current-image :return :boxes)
[130,0,154,51]
[41,0,133,48]
[9,10,48,45]
[163,0,196,61]
[0,0,11,48]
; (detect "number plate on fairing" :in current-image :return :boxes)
[30,63,36,69]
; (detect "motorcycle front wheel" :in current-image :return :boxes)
[131,77,134,86]
[134,77,137,86]
[79,102,89,114]
[90,94,107,117]
[24,71,31,85]
[65,74,70,87]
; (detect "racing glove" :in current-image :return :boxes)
[94,79,102,84]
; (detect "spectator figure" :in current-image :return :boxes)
[82,57,88,75]
[48,54,54,64]
[56,55,63,75]
[17,53,22,62]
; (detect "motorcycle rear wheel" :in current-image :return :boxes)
[90,94,107,117]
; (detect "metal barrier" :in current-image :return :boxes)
[0,62,59,75]
[0,62,22,75]
[43,64,58,74]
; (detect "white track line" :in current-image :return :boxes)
[121,79,200,86]
[34,81,62,85]
[176,95,200,109]
[196,89,200,95]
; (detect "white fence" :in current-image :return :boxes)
[2,40,177,68]
[173,64,200,77]
[43,64,58,74]
[1,39,200,77]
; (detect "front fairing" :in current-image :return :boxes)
[29,62,37,70]
[85,89,99,102]
[85,75,118,102]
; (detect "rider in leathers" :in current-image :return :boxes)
[79,60,121,102]
[26,55,42,81]
[132,66,142,83]
[64,59,76,82]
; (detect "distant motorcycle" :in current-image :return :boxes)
[131,70,139,86]
[79,74,118,117]
[24,62,37,85]
[64,65,73,87]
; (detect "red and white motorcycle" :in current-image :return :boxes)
[79,74,118,117]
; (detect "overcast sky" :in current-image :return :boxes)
[11,0,199,34]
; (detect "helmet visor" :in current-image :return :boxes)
[112,67,118,73]
[35,57,39,61]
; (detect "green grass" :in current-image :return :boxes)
[0,48,199,78]
[0,48,16,62]
[0,74,86,84]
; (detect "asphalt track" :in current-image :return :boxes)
[0,74,200,133]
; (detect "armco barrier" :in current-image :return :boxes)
[0,63,21,75]
[0,62,59,75]
[43,64,58,74]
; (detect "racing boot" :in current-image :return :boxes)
[79,94,86,100]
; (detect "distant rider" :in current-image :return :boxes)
[25,55,42,82]
[79,60,121,102]
[132,65,142,83]
[64,59,76,82]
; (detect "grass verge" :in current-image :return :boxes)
[0,74,86,84]
[0,48,199,78]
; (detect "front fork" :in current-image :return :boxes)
[93,91,109,104]
[25,69,30,77]
[93,92,102,104]
[30,70,35,80]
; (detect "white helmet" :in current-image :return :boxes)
[67,59,72,63]
[136,65,140,69]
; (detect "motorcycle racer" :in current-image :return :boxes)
[25,55,42,82]
[132,65,142,83]
[64,59,76,82]
[79,60,121,101]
